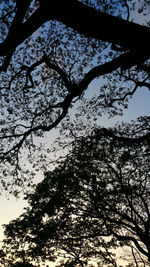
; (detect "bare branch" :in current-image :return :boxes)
[124,0,130,21]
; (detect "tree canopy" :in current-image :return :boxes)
[0,2,150,265]
[2,128,150,266]
[0,0,149,192]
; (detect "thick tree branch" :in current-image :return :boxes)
[113,232,149,259]
[0,0,150,71]
[0,8,48,58]
[0,0,32,55]
[79,51,148,93]
[51,0,150,52]
[99,128,150,144]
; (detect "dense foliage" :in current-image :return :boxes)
[2,128,150,266]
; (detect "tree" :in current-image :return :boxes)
[0,0,150,191]
[11,262,34,267]
[3,128,150,266]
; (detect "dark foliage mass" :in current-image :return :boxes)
[11,261,34,267]
[2,128,150,266]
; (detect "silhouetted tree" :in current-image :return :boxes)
[3,128,150,266]
[0,1,149,191]
[11,261,34,267]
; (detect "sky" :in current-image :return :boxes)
[0,1,150,266]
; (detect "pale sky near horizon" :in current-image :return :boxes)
[0,2,150,266]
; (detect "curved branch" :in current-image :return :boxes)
[105,76,150,106]
[1,53,149,163]
[21,52,149,100]
[99,128,150,144]
[79,51,144,92]
[113,232,149,260]
[124,0,130,21]
[105,85,139,107]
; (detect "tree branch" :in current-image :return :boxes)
[0,0,150,70]
[79,51,146,92]
[112,232,149,259]
[53,0,150,52]
[100,128,150,144]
